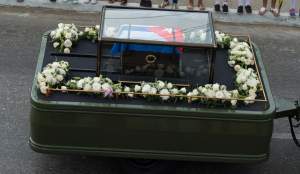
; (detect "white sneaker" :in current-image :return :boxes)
[83,0,91,4]
[91,0,97,4]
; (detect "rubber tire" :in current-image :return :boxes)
[119,158,177,174]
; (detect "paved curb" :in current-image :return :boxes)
[1,0,300,27]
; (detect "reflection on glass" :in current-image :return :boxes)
[102,8,214,46]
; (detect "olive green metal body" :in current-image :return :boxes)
[30,33,275,163]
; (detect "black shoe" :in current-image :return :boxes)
[50,0,56,2]
[140,0,152,7]
[214,4,220,12]
[237,6,243,14]
[245,5,252,14]
[222,4,228,13]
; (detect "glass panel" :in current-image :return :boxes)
[102,7,215,46]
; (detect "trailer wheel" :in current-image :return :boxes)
[119,158,176,174]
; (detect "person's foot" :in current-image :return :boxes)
[270,8,279,17]
[222,4,228,13]
[72,0,79,4]
[214,4,220,12]
[289,8,296,17]
[237,6,243,14]
[50,0,56,2]
[245,5,252,14]
[259,7,267,16]
[91,0,97,4]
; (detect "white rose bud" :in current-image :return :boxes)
[180,87,187,94]
[166,82,173,89]
[124,86,131,93]
[231,100,237,106]
[64,39,73,48]
[63,48,70,54]
[65,32,72,39]
[134,85,141,92]
[160,88,170,101]
[53,42,60,48]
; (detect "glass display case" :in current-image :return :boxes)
[97,6,217,85]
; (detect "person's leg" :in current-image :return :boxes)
[237,0,244,14]
[198,0,205,10]
[245,0,252,14]
[270,0,279,16]
[187,0,194,10]
[214,0,221,11]
[289,0,296,16]
[222,0,229,13]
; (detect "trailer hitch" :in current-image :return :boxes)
[275,98,300,147]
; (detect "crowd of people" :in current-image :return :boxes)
[16,0,300,17]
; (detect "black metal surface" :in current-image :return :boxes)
[39,36,267,111]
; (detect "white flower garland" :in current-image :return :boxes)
[36,61,70,94]
[38,31,262,107]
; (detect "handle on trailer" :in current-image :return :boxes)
[275,98,300,147]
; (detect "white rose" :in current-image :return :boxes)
[65,32,72,39]
[166,82,173,89]
[215,91,225,99]
[84,27,90,32]
[54,32,61,39]
[180,87,187,94]
[63,48,70,54]
[157,81,165,89]
[61,86,67,92]
[101,83,111,91]
[242,84,248,91]
[50,30,56,38]
[160,89,170,101]
[205,90,215,98]
[134,85,141,92]
[212,84,220,91]
[171,88,178,95]
[40,85,48,94]
[231,100,237,106]
[192,89,199,96]
[93,77,101,83]
[95,25,100,30]
[56,74,64,82]
[234,65,241,72]
[142,84,151,93]
[58,23,64,29]
[37,73,45,83]
[64,39,72,48]
[79,31,84,36]
[150,87,157,94]
[53,42,60,48]
[124,86,131,93]
[77,79,84,89]
[246,78,258,88]
[83,84,92,91]
[92,82,101,91]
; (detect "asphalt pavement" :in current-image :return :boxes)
[0,6,300,174]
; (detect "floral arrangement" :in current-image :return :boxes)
[215,31,232,48]
[50,23,79,54]
[80,25,100,42]
[36,61,70,94]
[38,31,263,108]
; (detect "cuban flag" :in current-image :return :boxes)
[111,24,184,55]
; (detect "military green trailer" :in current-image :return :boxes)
[30,6,299,173]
